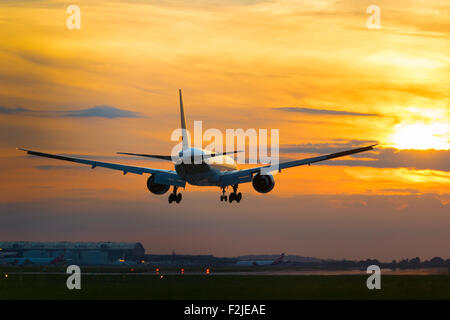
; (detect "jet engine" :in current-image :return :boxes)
[146,175,170,195]
[252,173,275,193]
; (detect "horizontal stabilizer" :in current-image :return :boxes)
[207,150,243,158]
[117,150,243,161]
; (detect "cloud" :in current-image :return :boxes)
[381,188,420,194]
[0,105,142,119]
[280,141,450,171]
[0,106,29,114]
[34,165,85,171]
[63,106,141,119]
[324,149,450,171]
[280,140,378,154]
[274,107,379,117]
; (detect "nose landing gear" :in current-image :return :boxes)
[220,187,227,202]
[168,186,182,204]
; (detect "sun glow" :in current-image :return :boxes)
[389,122,449,150]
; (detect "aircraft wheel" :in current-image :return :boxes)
[229,193,235,203]
[220,195,223,201]
[224,195,227,202]
[236,192,242,203]
[168,194,174,203]
[176,193,182,203]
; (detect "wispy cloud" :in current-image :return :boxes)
[274,107,379,117]
[0,105,142,119]
[280,141,450,171]
[34,165,85,171]
[0,106,29,114]
[280,140,378,154]
[63,106,141,118]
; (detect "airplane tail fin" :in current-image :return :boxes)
[51,250,66,265]
[179,89,190,151]
[272,253,285,265]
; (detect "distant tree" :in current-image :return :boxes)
[410,257,421,268]
[429,257,445,266]
[397,259,410,269]
[391,260,397,270]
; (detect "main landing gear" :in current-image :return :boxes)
[168,186,182,204]
[220,184,242,203]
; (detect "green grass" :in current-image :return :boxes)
[0,274,449,300]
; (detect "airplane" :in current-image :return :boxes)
[236,253,286,266]
[18,90,377,204]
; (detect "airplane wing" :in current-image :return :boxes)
[219,144,377,186]
[17,148,186,186]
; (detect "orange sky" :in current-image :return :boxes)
[0,0,448,260]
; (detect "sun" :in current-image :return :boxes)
[389,122,449,150]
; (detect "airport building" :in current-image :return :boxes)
[145,254,238,266]
[0,241,145,265]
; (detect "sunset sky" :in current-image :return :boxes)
[0,0,448,261]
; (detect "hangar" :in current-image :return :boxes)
[0,241,145,265]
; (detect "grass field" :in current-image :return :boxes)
[1,273,449,300]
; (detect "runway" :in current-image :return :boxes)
[4,268,449,276]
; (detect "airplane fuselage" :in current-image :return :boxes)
[174,147,237,186]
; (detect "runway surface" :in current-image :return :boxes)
[5,268,449,276]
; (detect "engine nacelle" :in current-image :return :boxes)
[252,173,275,193]
[146,175,170,195]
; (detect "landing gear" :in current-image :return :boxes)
[229,192,242,203]
[227,184,242,203]
[168,186,182,204]
[220,187,227,202]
